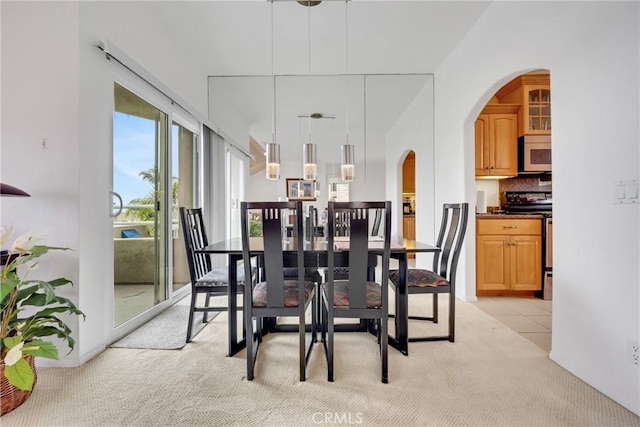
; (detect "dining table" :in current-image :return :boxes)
[196,237,440,357]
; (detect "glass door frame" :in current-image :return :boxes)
[109,66,202,340]
[225,144,246,241]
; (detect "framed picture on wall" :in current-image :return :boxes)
[286,178,316,201]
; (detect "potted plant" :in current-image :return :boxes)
[0,227,85,415]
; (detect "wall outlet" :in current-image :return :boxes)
[630,340,640,366]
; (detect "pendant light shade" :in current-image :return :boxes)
[265,142,280,180]
[340,143,354,182]
[302,143,317,180]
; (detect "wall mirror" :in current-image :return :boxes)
[208,74,432,206]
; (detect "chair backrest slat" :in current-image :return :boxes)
[432,203,469,282]
[179,207,212,284]
[262,207,286,307]
[371,208,383,236]
[347,208,369,308]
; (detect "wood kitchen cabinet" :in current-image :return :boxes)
[495,74,551,136]
[403,215,416,258]
[475,106,518,177]
[476,217,542,292]
[403,216,415,240]
[402,152,415,193]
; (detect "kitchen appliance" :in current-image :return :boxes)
[544,216,553,300]
[518,135,552,173]
[503,191,552,214]
[504,191,553,299]
[402,196,414,214]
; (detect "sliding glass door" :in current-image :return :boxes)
[172,121,197,293]
[112,83,200,330]
[226,145,245,240]
[112,82,168,326]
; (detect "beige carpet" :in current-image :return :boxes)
[4,295,639,427]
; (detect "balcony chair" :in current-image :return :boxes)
[179,207,250,343]
[321,201,392,383]
[241,201,318,381]
[388,203,469,343]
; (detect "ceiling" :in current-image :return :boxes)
[150,1,493,169]
[152,1,491,76]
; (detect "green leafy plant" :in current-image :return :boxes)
[0,228,85,391]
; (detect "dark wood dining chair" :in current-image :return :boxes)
[179,207,250,343]
[323,208,382,281]
[388,202,469,342]
[241,201,318,381]
[321,201,392,383]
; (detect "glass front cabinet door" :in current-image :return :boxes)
[524,86,551,135]
[495,74,551,136]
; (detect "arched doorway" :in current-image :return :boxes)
[472,70,553,353]
[401,150,416,258]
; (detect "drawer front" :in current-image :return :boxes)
[477,218,541,235]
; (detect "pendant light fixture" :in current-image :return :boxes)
[265,0,280,180]
[341,0,354,182]
[302,0,317,181]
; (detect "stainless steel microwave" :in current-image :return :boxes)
[518,135,552,173]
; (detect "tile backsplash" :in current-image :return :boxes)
[476,176,552,211]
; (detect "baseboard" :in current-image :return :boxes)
[476,290,538,297]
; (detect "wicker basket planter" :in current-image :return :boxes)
[0,354,37,416]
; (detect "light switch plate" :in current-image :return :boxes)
[615,179,639,204]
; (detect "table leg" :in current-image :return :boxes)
[227,254,246,357]
[395,253,409,355]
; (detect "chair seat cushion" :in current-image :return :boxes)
[388,269,449,288]
[196,267,255,287]
[322,281,382,308]
[252,280,316,307]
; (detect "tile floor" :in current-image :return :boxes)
[471,296,552,352]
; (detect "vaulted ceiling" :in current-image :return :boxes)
[152,1,491,76]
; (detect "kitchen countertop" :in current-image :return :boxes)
[476,213,544,219]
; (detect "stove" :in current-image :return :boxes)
[503,191,552,214]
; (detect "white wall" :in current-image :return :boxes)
[1,1,211,366]
[433,1,639,415]
[386,77,436,257]
[1,1,81,367]
[77,1,210,359]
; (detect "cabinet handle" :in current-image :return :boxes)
[503,225,518,229]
